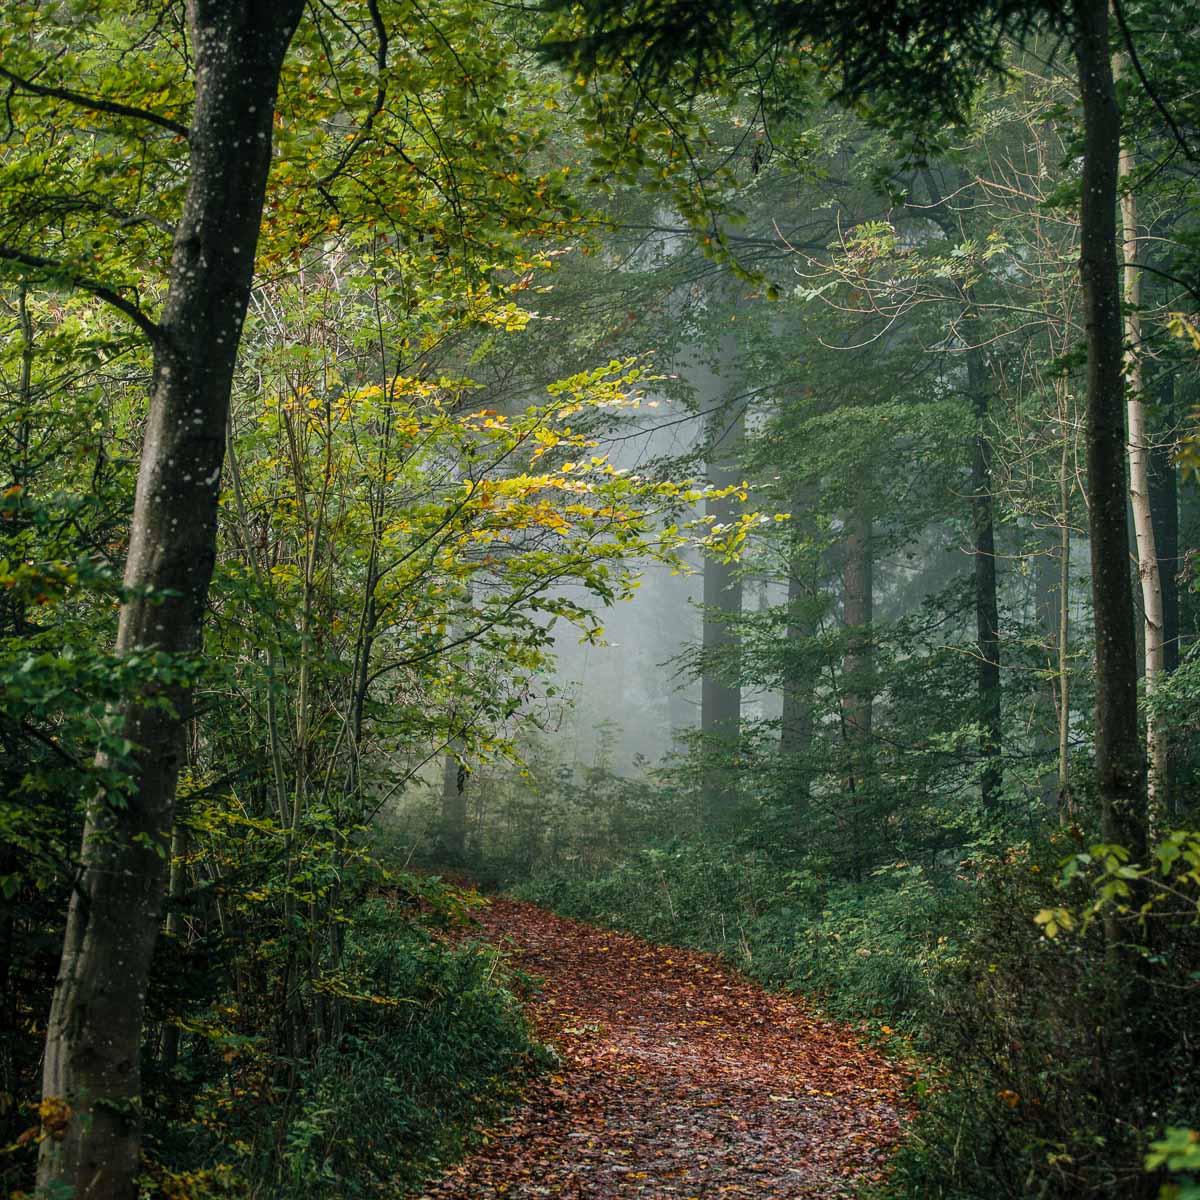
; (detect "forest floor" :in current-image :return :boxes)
[421,898,909,1198]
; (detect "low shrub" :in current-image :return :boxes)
[253,901,542,1198]
[515,841,963,1027]
[136,889,542,1200]
[877,834,1200,1200]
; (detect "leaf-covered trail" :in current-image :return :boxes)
[424,899,908,1198]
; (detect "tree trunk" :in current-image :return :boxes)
[1114,70,1166,827]
[1054,381,1074,820]
[1034,528,1061,812]
[841,503,873,787]
[700,354,744,819]
[780,504,817,802]
[1149,438,1179,677]
[1179,444,1200,659]
[38,5,303,1195]
[1073,0,1147,859]
[1149,380,1179,677]
[440,748,469,866]
[1150,371,1180,813]
[967,343,1002,807]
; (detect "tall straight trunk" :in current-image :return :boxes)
[1149,372,1180,813]
[1180,449,1200,657]
[700,346,744,819]
[1148,378,1179,677]
[1057,447,1073,819]
[1034,529,1060,812]
[1114,70,1167,825]
[967,344,1002,807]
[39,5,303,1196]
[780,516,816,799]
[918,171,1002,808]
[841,503,873,787]
[1074,0,1147,859]
[1152,434,1180,676]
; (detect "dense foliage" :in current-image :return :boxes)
[1,0,1199,1198]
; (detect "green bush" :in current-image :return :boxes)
[251,901,543,1199]
[136,893,541,1200]
[878,835,1200,1200]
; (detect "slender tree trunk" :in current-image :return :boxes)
[967,343,1002,807]
[780,504,817,803]
[440,749,469,865]
[1114,69,1166,827]
[1057,452,1073,820]
[841,503,873,786]
[1149,372,1180,813]
[700,340,744,819]
[1149,380,1179,677]
[840,502,873,883]
[1046,378,1076,820]
[1150,467,1179,677]
[1180,450,1200,658]
[1034,528,1060,812]
[39,6,303,1196]
[1074,0,1147,860]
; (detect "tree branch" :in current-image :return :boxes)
[0,244,164,345]
[314,0,389,191]
[0,64,190,140]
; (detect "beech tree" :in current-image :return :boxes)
[0,0,571,1192]
[3,6,305,1194]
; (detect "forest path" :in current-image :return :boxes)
[423,898,908,1199]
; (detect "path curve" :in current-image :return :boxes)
[424,898,907,1198]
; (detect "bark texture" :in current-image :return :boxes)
[1074,0,1147,858]
[1115,69,1166,825]
[38,5,303,1196]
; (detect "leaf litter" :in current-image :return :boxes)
[421,898,908,1198]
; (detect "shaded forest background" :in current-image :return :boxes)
[2,1,1200,1198]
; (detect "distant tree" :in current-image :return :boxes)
[544,0,1149,858]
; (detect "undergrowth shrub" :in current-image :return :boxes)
[878,833,1200,1200]
[782,869,966,1022]
[135,888,541,1200]
[254,901,542,1199]
[515,841,962,1025]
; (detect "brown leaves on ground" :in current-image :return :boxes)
[422,898,908,1198]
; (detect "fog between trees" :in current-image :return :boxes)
[2,2,1200,1198]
